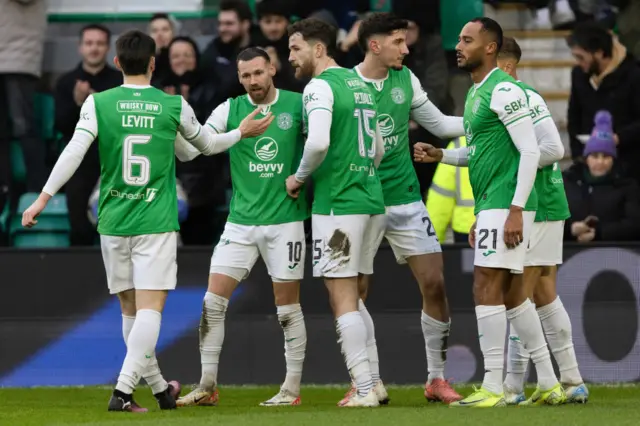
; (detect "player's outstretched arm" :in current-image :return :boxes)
[23,96,98,228]
[413,142,469,167]
[286,79,333,198]
[408,69,464,139]
[177,97,273,157]
[527,90,564,167]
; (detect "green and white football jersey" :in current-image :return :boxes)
[205,89,310,225]
[87,85,204,236]
[354,65,422,206]
[518,81,570,222]
[463,68,538,214]
[303,67,385,215]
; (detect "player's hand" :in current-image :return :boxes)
[504,206,524,249]
[571,221,591,236]
[413,142,442,163]
[285,175,303,198]
[239,107,274,138]
[468,221,477,249]
[577,227,596,243]
[21,193,51,228]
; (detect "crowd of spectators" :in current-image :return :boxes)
[2,0,640,246]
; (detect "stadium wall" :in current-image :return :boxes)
[0,244,638,387]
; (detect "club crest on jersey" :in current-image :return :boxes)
[277,112,293,130]
[391,87,405,104]
[254,137,279,161]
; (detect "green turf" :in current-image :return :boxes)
[0,385,638,426]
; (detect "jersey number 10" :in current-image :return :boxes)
[123,134,151,186]
[354,108,376,159]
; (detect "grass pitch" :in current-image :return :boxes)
[1,384,639,426]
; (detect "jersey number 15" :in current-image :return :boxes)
[354,108,376,159]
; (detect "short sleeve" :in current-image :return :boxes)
[75,95,98,139]
[303,79,334,116]
[526,89,553,126]
[205,99,230,134]
[409,68,429,110]
[489,82,530,129]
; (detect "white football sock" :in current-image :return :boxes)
[277,303,307,395]
[358,299,380,383]
[116,309,161,394]
[199,292,228,391]
[421,311,450,383]
[537,297,583,385]
[336,311,372,397]
[507,299,558,391]
[122,315,168,395]
[504,323,529,394]
[476,305,507,395]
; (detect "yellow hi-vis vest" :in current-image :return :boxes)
[426,136,476,241]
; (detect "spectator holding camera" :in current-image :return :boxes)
[564,111,640,242]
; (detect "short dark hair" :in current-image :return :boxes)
[357,12,409,53]
[256,0,291,20]
[287,18,337,58]
[237,46,271,64]
[80,24,111,43]
[567,22,613,57]
[498,36,522,62]
[150,13,171,24]
[115,30,156,76]
[470,17,503,52]
[220,0,253,22]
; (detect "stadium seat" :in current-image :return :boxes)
[12,232,69,248]
[16,192,68,216]
[11,193,70,247]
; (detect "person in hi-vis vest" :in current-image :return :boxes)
[426,136,476,243]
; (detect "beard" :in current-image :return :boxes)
[248,83,271,103]
[294,61,315,79]
[457,57,482,73]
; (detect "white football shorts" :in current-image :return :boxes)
[473,209,536,274]
[100,231,178,294]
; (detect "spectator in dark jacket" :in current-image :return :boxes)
[253,0,305,92]
[564,111,640,242]
[200,0,254,108]
[54,24,121,245]
[162,37,228,245]
[566,22,640,183]
[148,13,178,87]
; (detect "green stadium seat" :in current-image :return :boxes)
[12,232,69,248]
[17,192,68,216]
[11,193,70,247]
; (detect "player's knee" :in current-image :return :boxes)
[117,290,136,316]
[357,274,371,301]
[418,269,445,302]
[272,280,300,306]
[472,267,504,305]
[208,269,243,299]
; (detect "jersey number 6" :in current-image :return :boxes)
[123,134,152,186]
